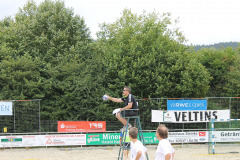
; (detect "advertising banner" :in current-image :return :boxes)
[142,133,159,144]
[167,100,207,110]
[2,131,240,148]
[86,133,160,145]
[85,132,208,145]
[44,134,86,146]
[213,131,240,142]
[151,110,230,123]
[0,134,86,148]
[58,121,106,132]
[168,131,208,143]
[140,132,208,144]
[0,137,22,147]
[86,133,120,145]
[0,101,13,115]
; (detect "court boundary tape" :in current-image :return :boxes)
[193,153,240,156]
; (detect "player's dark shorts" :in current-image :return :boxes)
[123,142,130,149]
[120,110,138,117]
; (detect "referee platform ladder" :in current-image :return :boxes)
[118,109,149,160]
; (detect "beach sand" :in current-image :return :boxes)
[0,144,239,160]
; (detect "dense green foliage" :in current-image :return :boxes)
[193,47,239,96]
[97,10,211,98]
[0,0,240,123]
[0,0,107,121]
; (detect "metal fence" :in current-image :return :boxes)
[0,100,41,133]
[0,97,239,133]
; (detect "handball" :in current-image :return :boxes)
[102,95,108,101]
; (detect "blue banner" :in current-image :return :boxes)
[167,100,207,110]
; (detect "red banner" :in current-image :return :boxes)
[58,121,106,132]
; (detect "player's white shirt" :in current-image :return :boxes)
[130,140,147,160]
[154,139,174,160]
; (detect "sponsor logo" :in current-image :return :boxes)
[103,134,120,140]
[1,138,22,142]
[89,122,103,130]
[199,132,206,136]
[220,132,240,137]
[45,138,65,145]
[61,123,65,128]
[169,132,184,135]
[87,135,100,143]
[167,100,207,110]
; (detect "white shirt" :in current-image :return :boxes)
[154,139,174,160]
[130,140,148,160]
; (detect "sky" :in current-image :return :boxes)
[0,0,240,45]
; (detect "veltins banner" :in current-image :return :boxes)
[0,101,13,115]
[58,121,106,132]
[151,110,230,123]
[167,100,207,110]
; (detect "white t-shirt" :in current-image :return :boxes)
[154,139,174,160]
[130,140,148,160]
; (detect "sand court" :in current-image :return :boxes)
[0,144,239,160]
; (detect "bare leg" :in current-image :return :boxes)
[124,150,127,159]
[116,112,127,125]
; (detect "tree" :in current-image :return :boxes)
[195,47,237,96]
[0,54,44,100]
[97,9,211,99]
[224,46,240,97]
[1,0,92,61]
[0,0,108,121]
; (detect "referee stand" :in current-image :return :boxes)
[118,109,149,160]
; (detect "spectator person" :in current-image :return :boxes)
[154,124,175,160]
[120,129,131,159]
[107,86,138,131]
[129,127,147,160]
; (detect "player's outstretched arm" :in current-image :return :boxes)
[107,95,123,103]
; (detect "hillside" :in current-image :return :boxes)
[194,42,240,51]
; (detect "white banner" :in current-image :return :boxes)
[0,101,13,115]
[213,131,240,142]
[1,131,239,147]
[0,134,86,148]
[151,110,230,123]
[167,131,208,143]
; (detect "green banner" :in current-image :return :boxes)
[142,132,159,144]
[1,138,22,142]
[86,133,120,145]
[86,132,159,145]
